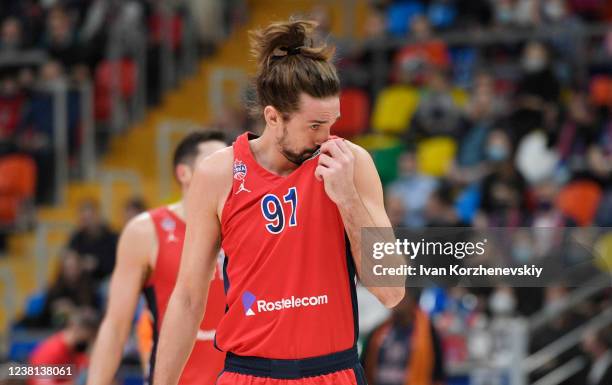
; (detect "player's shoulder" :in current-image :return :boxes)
[195,145,234,179]
[121,210,156,242]
[344,140,371,159]
[332,138,373,165]
[193,145,234,203]
[117,211,157,267]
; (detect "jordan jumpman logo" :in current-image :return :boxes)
[235,181,251,195]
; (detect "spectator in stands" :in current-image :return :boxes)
[18,249,99,329]
[452,73,507,183]
[42,6,83,70]
[542,0,585,60]
[342,6,392,90]
[15,61,64,204]
[67,199,118,282]
[0,17,24,52]
[28,308,100,385]
[406,70,463,142]
[555,90,600,165]
[393,15,450,85]
[0,76,26,155]
[585,115,612,185]
[582,328,612,385]
[531,180,567,227]
[424,181,466,227]
[478,128,529,226]
[512,41,561,141]
[386,147,438,228]
[362,289,445,385]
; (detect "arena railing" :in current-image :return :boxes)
[0,266,17,357]
[522,307,612,375]
[531,356,588,385]
[44,79,97,204]
[358,22,612,96]
[527,274,611,332]
[105,6,147,134]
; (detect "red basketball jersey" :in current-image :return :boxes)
[144,207,226,385]
[216,132,358,359]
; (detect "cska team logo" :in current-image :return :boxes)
[161,217,178,243]
[233,159,251,194]
[233,160,247,181]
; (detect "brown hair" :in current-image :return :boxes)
[249,19,340,117]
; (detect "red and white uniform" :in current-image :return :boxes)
[144,207,226,385]
[215,133,364,385]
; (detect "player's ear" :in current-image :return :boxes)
[263,105,281,128]
[175,164,191,186]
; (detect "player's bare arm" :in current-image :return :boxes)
[315,138,405,308]
[87,213,156,385]
[153,148,233,385]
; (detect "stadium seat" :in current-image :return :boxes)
[594,232,612,272]
[556,180,602,226]
[371,85,420,135]
[372,142,405,186]
[416,136,457,177]
[428,1,457,29]
[332,88,370,138]
[590,76,612,107]
[455,183,481,224]
[353,135,404,186]
[387,2,426,37]
[0,155,36,225]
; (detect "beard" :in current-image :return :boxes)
[277,125,320,165]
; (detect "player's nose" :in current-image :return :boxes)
[314,127,331,146]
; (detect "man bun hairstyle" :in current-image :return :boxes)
[249,19,340,117]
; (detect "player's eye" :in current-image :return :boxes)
[310,124,320,130]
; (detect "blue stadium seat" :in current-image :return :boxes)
[8,330,51,362]
[387,2,425,37]
[23,291,47,318]
[428,1,457,29]
[456,183,481,224]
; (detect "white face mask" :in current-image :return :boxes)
[489,291,516,315]
[522,56,547,72]
[544,1,566,21]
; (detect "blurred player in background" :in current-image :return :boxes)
[29,308,100,385]
[153,19,404,385]
[87,131,229,385]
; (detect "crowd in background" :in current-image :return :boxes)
[2,1,612,385]
[0,0,244,252]
[330,1,612,384]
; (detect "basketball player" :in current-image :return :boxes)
[87,132,228,385]
[154,20,405,385]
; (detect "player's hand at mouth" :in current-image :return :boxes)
[315,138,358,206]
